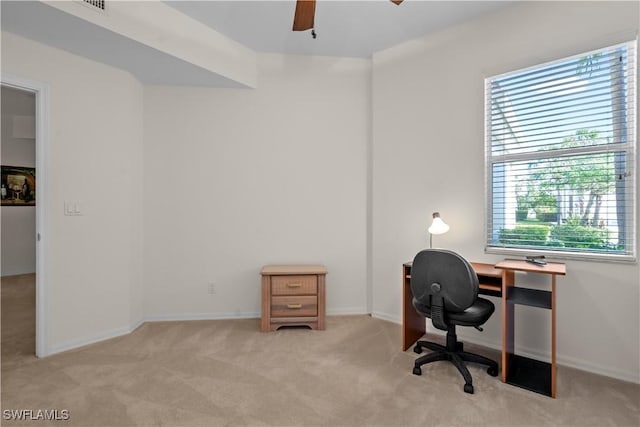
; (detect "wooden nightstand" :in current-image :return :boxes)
[260,265,327,332]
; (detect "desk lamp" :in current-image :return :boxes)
[428,212,449,248]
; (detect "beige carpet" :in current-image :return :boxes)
[1,275,639,427]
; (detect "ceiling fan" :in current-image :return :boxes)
[293,0,403,38]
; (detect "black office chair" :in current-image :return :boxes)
[410,249,498,394]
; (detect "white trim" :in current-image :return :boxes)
[144,308,368,323]
[45,312,640,384]
[489,40,635,81]
[486,246,637,264]
[129,318,145,331]
[370,310,401,325]
[48,322,143,356]
[49,311,371,355]
[558,352,640,384]
[144,312,261,322]
[327,307,368,316]
[368,314,638,383]
[457,332,639,384]
[1,74,50,358]
[455,332,503,354]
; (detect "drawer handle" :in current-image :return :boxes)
[287,304,303,309]
[287,283,302,288]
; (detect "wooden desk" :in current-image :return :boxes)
[495,259,566,398]
[402,259,565,398]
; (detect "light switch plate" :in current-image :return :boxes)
[64,202,82,216]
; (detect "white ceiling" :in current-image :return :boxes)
[1,1,517,87]
[1,1,246,87]
[165,0,517,58]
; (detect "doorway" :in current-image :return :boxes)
[1,85,36,359]
[1,77,49,358]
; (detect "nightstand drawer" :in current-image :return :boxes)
[271,275,318,295]
[271,296,317,317]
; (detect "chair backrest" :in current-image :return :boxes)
[410,249,479,315]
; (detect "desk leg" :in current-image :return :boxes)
[551,274,557,398]
[501,270,515,382]
[402,265,424,351]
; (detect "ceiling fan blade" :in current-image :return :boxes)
[293,0,316,31]
[391,0,403,4]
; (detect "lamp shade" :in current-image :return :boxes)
[428,212,450,235]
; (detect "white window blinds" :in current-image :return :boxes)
[485,40,637,261]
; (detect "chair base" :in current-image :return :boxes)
[412,327,498,394]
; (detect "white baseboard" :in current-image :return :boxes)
[370,311,401,324]
[47,310,367,356]
[464,334,639,383]
[1,272,36,278]
[370,313,639,384]
[556,353,640,384]
[144,311,261,322]
[46,312,640,384]
[130,317,145,332]
[145,309,369,322]
[46,313,259,355]
[455,332,502,353]
[48,322,141,356]
[327,307,368,316]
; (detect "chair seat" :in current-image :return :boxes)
[413,297,495,327]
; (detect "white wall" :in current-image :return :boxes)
[3,1,637,385]
[2,32,369,353]
[372,1,639,382]
[143,53,370,320]
[1,86,36,276]
[1,32,145,352]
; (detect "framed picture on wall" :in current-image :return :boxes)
[1,166,36,206]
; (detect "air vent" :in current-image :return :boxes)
[82,0,105,10]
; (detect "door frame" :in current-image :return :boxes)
[2,74,50,357]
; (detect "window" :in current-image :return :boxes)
[485,41,637,261]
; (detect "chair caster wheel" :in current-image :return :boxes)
[412,367,422,376]
[413,345,422,354]
[464,384,474,394]
[487,366,498,377]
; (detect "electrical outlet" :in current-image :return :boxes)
[207,282,216,295]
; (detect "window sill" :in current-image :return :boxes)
[485,246,637,264]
